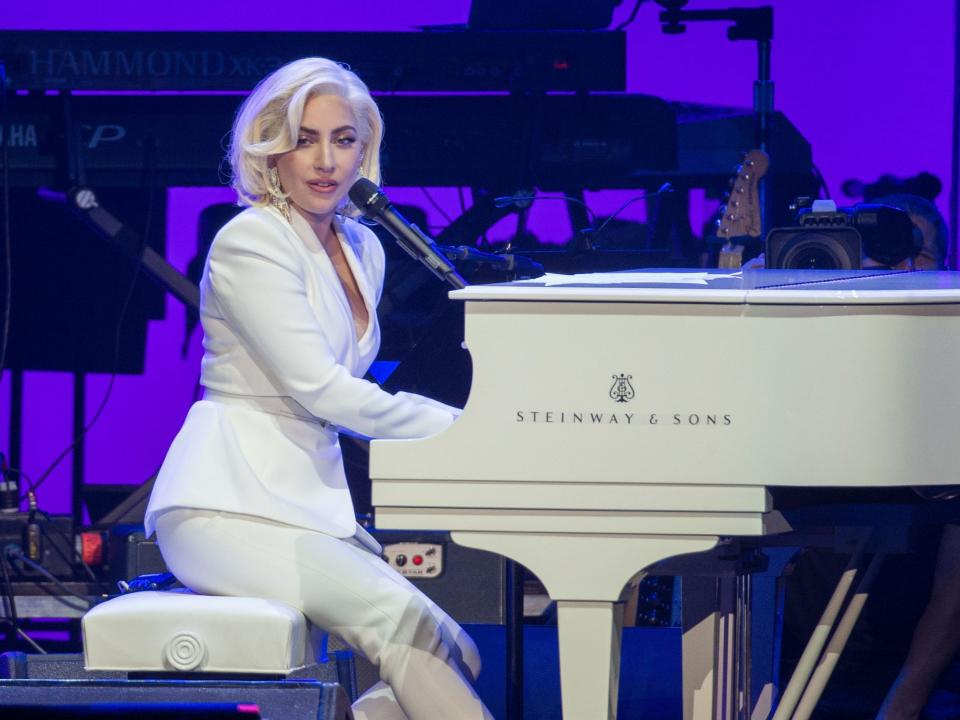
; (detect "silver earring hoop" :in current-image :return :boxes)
[267,166,291,223]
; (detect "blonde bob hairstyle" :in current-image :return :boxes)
[228,57,383,218]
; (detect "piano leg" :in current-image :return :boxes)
[451,531,721,720]
[682,575,739,720]
[556,600,625,720]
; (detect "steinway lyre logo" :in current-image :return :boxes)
[609,373,635,403]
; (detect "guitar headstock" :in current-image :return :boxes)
[717,149,770,240]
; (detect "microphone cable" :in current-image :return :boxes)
[615,0,651,30]
[21,195,151,501]
[590,182,674,243]
[493,192,598,225]
[5,544,92,608]
[420,187,455,226]
[494,183,674,246]
[0,539,47,654]
[37,507,101,584]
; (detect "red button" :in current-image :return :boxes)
[413,555,423,566]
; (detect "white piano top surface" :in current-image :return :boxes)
[451,269,960,304]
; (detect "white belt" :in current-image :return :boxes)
[203,389,338,432]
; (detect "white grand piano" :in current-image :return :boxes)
[370,269,960,720]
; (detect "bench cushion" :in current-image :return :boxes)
[82,591,314,674]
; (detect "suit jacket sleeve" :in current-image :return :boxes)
[205,212,454,439]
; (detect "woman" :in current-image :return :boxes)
[144,57,493,720]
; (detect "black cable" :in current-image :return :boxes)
[0,466,43,540]
[20,221,148,500]
[37,510,100,583]
[812,163,831,200]
[615,0,648,30]
[590,183,675,242]
[0,544,46,654]
[14,625,46,654]
[36,519,82,578]
[5,546,91,608]
[0,60,13,382]
[494,193,599,226]
[420,187,454,225]
[4,466,34,500]
[0,542,19,626]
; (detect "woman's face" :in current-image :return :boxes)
[273,93,364,231]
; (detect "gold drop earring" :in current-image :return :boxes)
[267,166,291,223]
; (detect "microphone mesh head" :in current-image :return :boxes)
[348,178,387,217]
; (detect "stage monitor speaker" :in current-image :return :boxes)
[1,652,122,680]
[0,679,350,720]
[0,703,261,719]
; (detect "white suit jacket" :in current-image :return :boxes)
[145,205,455,538]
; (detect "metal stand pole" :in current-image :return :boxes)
[755,38,774,235]
[9,369,23,479]
[71,371,85,528]
[659,6,774,235]
[505,559,524,720]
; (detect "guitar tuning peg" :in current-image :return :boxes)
[719,204,727,216]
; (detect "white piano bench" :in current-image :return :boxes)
[82,590,320,676]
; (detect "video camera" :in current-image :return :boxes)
[765,198,920,270]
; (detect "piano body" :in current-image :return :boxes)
[370,269,960,719]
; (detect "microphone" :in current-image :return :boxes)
[439,245,544,280]
[349,179,468,290]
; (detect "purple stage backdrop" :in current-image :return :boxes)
[0,0,956,517]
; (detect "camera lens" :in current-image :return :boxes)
[769,229,861,270]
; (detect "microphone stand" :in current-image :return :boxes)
[394,224,469,290]
[659,5,775,235]
[39,187,201,311]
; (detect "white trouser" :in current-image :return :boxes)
[155,508,494,720]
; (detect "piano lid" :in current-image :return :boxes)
[374,268,960,490]
[450,269,960,305]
